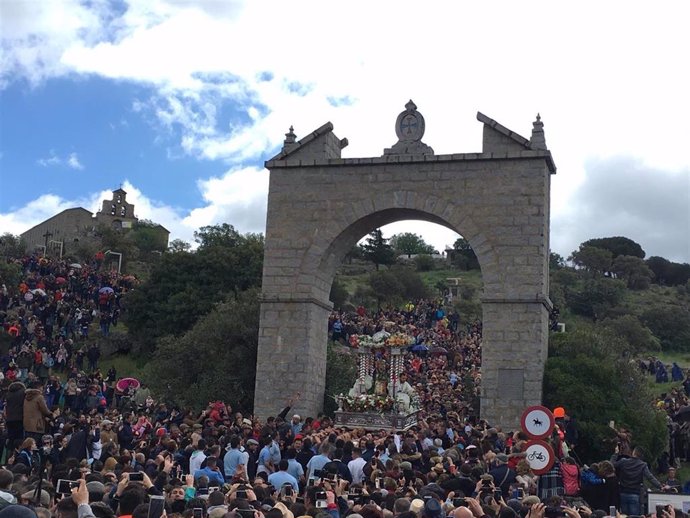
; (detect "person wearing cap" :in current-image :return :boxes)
[86,481,106,503]
[488,454,516,495]
[20,488,51,507]
[422,497,443,518]
[246,438,260,480]
[291,415,303,436]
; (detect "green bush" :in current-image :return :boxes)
[544,329,666,464]
[323,342,357,416]
[640,305,690,351]
[414,254,435,272]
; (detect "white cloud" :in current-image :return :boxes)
[36,152,61,168]
[3,0,690,263]
[36,151,85,170]
[67,152,84,170]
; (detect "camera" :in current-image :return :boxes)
[316,491,328,508]
[453,498,467,507]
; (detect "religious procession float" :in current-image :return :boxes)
[334,330,420,431]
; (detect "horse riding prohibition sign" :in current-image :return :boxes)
[520,405,555,439]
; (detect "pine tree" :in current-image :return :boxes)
[361,229,395,270]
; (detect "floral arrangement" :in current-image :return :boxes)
[385,332,416,348]
[340,394,395,413]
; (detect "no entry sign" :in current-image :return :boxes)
[520,405,555,439]
[524,440,555,475]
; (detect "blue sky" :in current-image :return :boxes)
[1,76,255,211]
[0,0,688,262]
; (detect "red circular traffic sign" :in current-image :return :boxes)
[520,405,555,439]
[524,440,555,475]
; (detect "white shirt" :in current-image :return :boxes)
[189,450,206,476]
[348,457,367,484]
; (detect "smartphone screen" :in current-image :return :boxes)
[193,509,204,518]
[57,479,80,495]
[129,472,144,482]
[148,495,165,518]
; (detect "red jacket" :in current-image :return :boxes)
[561,463,580,495]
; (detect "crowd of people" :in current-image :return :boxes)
[0,253,683,518]
[329,301,482,418]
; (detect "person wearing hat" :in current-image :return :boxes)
[246,438,260,480]
[488,454,516,496]
[86,481,106,503]
[410,498,425,517]
[423,498,443,518]
[100,419,118,448]
[20,488,51,507]
[291,415,303,436]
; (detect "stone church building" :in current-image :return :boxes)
[21,188,168,254]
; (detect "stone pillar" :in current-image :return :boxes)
[253,297,332,420]
[480,299,550,429]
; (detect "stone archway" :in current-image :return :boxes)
[254,102,556,429]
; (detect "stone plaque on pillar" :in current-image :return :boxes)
[498,368,524,399]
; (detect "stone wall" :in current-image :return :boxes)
[21,208,95,254]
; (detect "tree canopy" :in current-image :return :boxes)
[144,288,260,411]
[582,236,646,259]
[123,224,264,349]
[360,229,395,270]
[450,238,480,270]
[389,232,437,257]
[569,245,613,275]
[0,233,25,259]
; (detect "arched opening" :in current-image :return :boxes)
[325,217,483,311]
[312,209,490,308]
